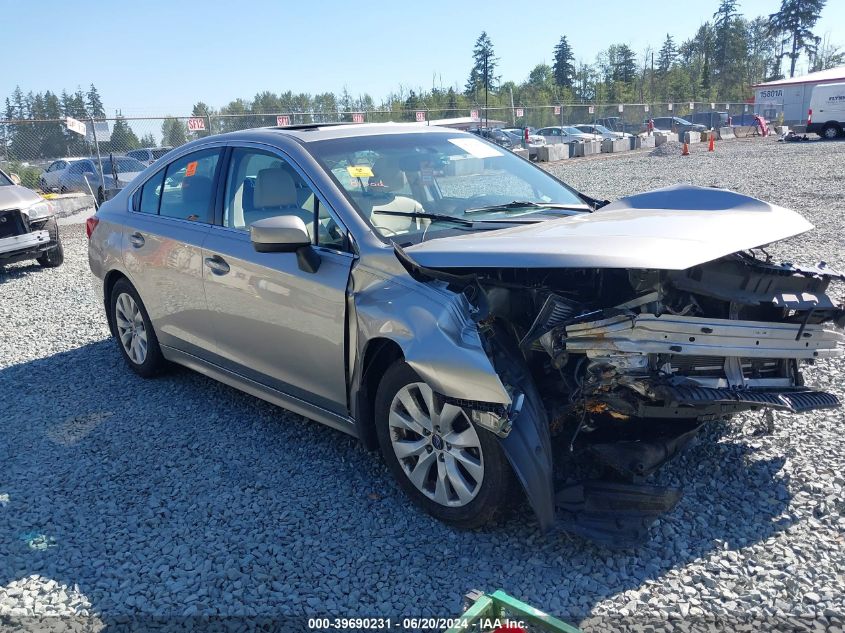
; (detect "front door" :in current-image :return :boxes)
[201,146,354,415]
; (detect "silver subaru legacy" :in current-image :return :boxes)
[88,123,844,546]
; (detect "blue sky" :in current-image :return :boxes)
[2,0,842,116]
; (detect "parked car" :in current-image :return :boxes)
[594,117,641,134]
[468,127,515,148]
[806,82,845,139]
[536,126,600,142]
[88,124,845,545]
[651,116,707,135]
[689,111,729,129]
[40,157,87,192]
[573,124,632,140]
[126,147,174,166]
[502,128,546,147]
[57,156,147,200]
[0,166,63,268]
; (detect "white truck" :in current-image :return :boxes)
[806,82,845,139]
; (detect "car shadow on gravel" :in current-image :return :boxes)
[0,340,793,623]
[0,262,44,282]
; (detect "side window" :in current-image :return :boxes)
[68,162,87,175]
[223,148,313,233]
[222,148,347,250]
[137,170,165,214]
[158,149,220,223]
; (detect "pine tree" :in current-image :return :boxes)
[769,0,826,77]
[713,0,740,70]
[613,45,638,83]
[657,34,676,74]
[86,84,105,118]
[465,32,499,96]
[161,117,187,147]
[552,36,575,88]
[109,115,141,152]
[139,132,156,148]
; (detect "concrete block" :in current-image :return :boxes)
[682,131,702,144]
[639,135,656,149]
[601,138,628,153]
[511,147,530,160]
[716,126,735,140]
[43,192,96,218]
[654,133,670,147]
[445,157,484,176]
[537,144,567,162]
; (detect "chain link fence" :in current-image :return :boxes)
[0,101,758,192]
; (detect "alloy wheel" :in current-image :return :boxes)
[388,382,484,507]
[115,292,148,365]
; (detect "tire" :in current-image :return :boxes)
[109,278,166,377]
[374,360,514,529]
[97,187,104,206]
[821,124,841,140]
[36,219,64,268]
[39,178,49,192]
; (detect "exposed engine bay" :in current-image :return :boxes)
[395,246,845,545]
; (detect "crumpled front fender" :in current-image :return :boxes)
[352,267,510,405]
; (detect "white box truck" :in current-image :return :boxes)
[806,82,845,139]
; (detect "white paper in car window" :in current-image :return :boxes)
[448,137,503,158]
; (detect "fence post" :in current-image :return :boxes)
[90,117,105,199]
[205,113,212,136]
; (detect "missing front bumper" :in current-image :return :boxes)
[655,384,840,413]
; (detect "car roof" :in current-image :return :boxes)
[202,122,475,144]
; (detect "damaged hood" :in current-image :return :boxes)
[405,185,813,271]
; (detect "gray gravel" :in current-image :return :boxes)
[1,138,844,630]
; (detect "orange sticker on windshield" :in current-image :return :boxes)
[185,161,198,177]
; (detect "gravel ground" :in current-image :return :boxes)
[1,137,844,631]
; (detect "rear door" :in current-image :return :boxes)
[201,144,354,415]
[123,146,223,357]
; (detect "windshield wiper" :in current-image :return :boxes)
[371,210,475,226]
[464,200,586,214]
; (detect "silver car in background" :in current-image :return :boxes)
[87,123,844,546]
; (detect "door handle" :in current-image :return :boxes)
[129,232,145,248]
[204,255,230,275]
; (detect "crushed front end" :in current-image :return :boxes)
[472,252,845,546]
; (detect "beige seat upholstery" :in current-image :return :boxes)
[240,168,313,236]
[365,161,426,234]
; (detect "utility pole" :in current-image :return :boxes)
[484,52,489,130]
[510,86,515,126]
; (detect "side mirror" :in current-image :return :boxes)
[9,173,21,185]
[250,215,320,273]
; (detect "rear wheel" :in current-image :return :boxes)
[110,278,166,377]
[822,124,842,140]
[374,361,514,528]
[36,219,64,268]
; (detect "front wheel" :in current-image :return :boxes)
[36,219,64,268]
[374,361,515,528]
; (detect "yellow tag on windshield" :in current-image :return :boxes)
[347,165,374,178]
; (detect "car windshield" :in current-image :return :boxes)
[675,117,692,125]
[307,132,588,242]
[102,158,147,173]
[592,125,613,133]
[561,126,584,135]
[0,170,12,186]
[151,148,171,159]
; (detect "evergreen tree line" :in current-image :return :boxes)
[2,0,839,161]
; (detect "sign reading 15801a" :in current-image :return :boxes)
[758,89,784,99]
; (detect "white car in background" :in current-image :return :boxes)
[39,157,87,192]
[502,128,546,147]
[126,147,174,166]
[574,124,632,140]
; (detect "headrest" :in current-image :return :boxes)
[369,160,406,193]
[181,175,212,204]
[254,168,297,208]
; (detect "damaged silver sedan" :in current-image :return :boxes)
[87,124,844,546]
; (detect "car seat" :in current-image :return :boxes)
[364,160,426,234]
[242,168,313,236]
